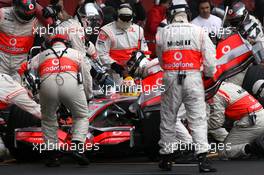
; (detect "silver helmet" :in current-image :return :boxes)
[76,2,103,43]
[227,1,249,28]
[76,2,103,32]
[167,0,191,23]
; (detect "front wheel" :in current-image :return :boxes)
[3,105,41,162]
[141,110,160,161]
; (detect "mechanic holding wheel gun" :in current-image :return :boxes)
[156,0,217,172]
[96,3,148,85]
[19,34,92,167]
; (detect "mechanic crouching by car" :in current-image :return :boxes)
[207,82,264,159]
[156,0,217,172]
[19,34,92,167]
[96,3,148,85]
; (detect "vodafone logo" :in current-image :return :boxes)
[9,38,17,46]
[222,45,231,54]
[228,9,233,15]
[174,52,183,61]
[28,3,35,10]
[156,77,162,86]
[52,59,60,66]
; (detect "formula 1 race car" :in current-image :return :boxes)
[0,32,258,162]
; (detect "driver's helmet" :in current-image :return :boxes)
[120,76,139,97]
[226,1,248,28]
[13,0,36,23]
[127,51,149,77]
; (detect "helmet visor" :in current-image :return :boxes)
[119,14,133,22]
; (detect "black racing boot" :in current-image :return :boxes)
[174,143,196,164]
[198,153,217,173]
[245,134,264,157]
[45,150,61,167]
[244,143,255,155]
[158,154,173,171]
[71,140,90,166]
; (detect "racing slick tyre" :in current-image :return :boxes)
[2,105,41,162]
[242,64,264,106]
[141,110,160,161]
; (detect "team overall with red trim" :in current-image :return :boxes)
[27,42,92,145]
[96,21,148,85]
[156,22,217,155]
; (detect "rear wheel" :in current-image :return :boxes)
[3,105,41,162]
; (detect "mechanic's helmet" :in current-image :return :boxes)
[252,80,264,98]
[167,0,191,24]
[117,3,133,22]
[44,34,71,49]
[77,2,103,31]
[13,0,36,23]
[115,3,133,30]
[127,51,148,77]
[227,1,249,28]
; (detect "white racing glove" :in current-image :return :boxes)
[86,41,97,59]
